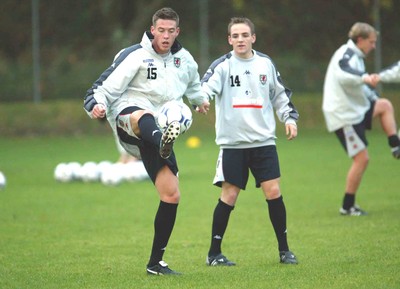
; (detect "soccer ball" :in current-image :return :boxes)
[156,101,193,134]
[54,163,74,182]
[97,160,113,179]
[0,171,6,190]
[123,161,149,181]
[68,162,82,181]
[100,163,124,186]
[80,161,100,182]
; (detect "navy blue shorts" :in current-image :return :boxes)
[213,145,280,190]
[116,106,178,184]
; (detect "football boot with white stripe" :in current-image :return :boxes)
[206,253,236,266]
[339,205,367,216]
[280,250,298,264]
[391,146,400,159]
[146,261,181,275]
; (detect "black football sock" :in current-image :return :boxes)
[388,135,400,148]
[138,113,162,147]
[342,193,355,210]
[147,201,178,267]
[208,199,234,257]
[267,196,289,252]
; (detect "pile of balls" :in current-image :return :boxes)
[54,160,148,186]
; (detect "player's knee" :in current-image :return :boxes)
[378,98,394,113]
[129,110,153,136]
[172,192,180,203]
[161,190,180,203]
[130,110,149,125]
[266,184,281,199]
[221,183,240,205]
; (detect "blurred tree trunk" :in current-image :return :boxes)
[126,0,166,41]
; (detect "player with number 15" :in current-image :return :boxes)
[83,7,209,275]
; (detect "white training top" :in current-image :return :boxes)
[322,39,378,132]
[84,31,207,133]
[201,50,298,149]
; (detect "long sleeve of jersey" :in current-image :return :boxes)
[182,52,209,106]
[379,60,400,83]
[270,68,299,124]
[95,50,141,107]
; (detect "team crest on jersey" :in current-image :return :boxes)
[259,74,267,85]
[174,57,181,68]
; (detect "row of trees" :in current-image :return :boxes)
[0,0,399,101]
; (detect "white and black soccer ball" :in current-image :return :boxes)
[0,171,6,190]
[156,101,193,134]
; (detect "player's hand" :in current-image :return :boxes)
[363,73,379,88]
[196,101,210,115]
[372,74,380,86]
[286,123,297,140]
[91,104,106,119]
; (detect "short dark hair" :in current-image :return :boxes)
[228,17,255,35]
[152,7,179,26]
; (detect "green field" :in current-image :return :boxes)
[1,122,399,288]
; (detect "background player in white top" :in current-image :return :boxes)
[201,17,299,266]
[322,22,400,216]
[84,7,209,275]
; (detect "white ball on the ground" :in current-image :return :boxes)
[122,162,137,181]
[68,162,82,180]
[134,161,149,180]
[100,163,123,186]
[97,160,113,174]
[0,171,6,189]
[122,161,149,182]
[81,161,100,182]
[54,163,74,182]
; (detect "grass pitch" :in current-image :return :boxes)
[0,128,399,289]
